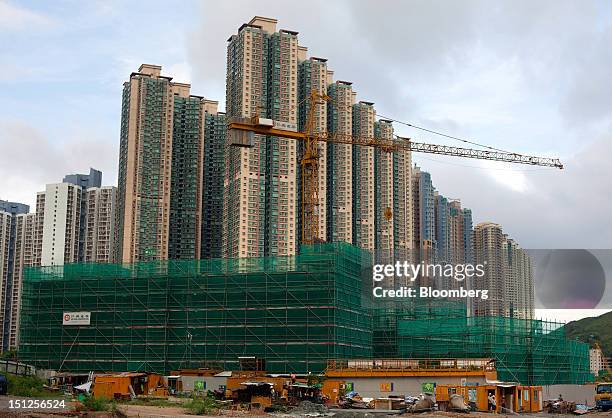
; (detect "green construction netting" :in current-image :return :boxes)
[372,300,592,385]
[19,244,591,385]
[19,243,372,374]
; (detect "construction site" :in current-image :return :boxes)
[5,13,608,418]
[19,242,591,383]
[19,243,374,374]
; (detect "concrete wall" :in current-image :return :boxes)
[346,376,488,398]
[180,375,226,392]
[542,384,597,406]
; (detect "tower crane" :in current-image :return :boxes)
[228,90,563,245]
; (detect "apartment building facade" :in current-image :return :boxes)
[391,125,413,263]
[435,193,450,264]
[169,90,205,260]
[352,101,376,252]
[40,182,82,266]
[589,347,607,376]
[7,211,36,350]
[201,101,226,259]
[412,166,436,264]
[63,168,102,261]
[0,202,27,351]
[503,237,534,319]
[83,186,117,263]
[473,222,534,319]
[374,120,395,262]
[326,80,355,245]
[115,64,176,263]
[224,17,298,258]
[115,64,215,263]
[297,52,329,244]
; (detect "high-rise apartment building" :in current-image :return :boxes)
[412,166,436,263]
[448,200,465,265]
[590,347,606,376]
[473,222,505,316]
[169,89,205,260]
[473,222,534,319]
[63,168,103,261]
[224,17,298,258]
[33,192,44,266]
[352,101,376,252]
[327,80,355,245]
[462,208,474,264]
[115,64,175,263]
[0,201,32,351]
[83,187,117,263]
[115,64,211,263]
[201,101,226,260]
[434,195,473,267]
[36,171,112,266]
[435,193,450,263]
[503,237,534,319]
[0,203,25,351]
[7,211,36,350]
[374,120,395,261]
[63,168,102,190]
[40,182,82,266]
[0,212,10,350]
[265,23,298,257]
[297,51,328,243]
[390,124,413,262]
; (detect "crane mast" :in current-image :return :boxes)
[228,90,563,245]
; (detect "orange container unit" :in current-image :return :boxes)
[437,383,542,413]
[321,379,344,404]
[92,373,165,399]
[92,381,114,400]
[517,385,543,412]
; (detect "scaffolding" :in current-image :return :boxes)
[19,242,373,374]
[372,300,592,385]
[19,243,591,384]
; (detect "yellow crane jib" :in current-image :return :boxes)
[226,90,563,244]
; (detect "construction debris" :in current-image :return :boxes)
[545,399,577,414]
[290,400,331,416]
[338,392,373,409]
[448,394,470,412]
[408,393,436,412]
[573,404,590,415]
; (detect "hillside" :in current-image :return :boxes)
[565,311,612,357]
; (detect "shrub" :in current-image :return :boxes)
[7,374,47,397]
[184,397,221,415]
[82,395,116,412]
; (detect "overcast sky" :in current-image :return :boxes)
[1,0,611,322]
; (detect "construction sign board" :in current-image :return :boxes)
[63,312,91,325]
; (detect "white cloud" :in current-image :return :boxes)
[0,1,54,31]
[166,62,192,85]
[483,162,529,193]
[0,118,117,208]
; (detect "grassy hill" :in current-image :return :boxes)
[565,310,612,357]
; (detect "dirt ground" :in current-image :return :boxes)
[1,403,612,418]
[0,395,270,418]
